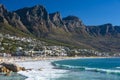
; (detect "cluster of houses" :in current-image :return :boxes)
[0,33,119,57]
[14,47,113,57]
[0,33,68,57]
[2,34,35,43]
[70,49,110,57]
[0,33,32,56]
[16,46,68,57]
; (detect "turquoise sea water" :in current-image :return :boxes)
[53,58,120,80]
[0,72,27,80]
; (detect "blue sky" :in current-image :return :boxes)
[1,0,120,25]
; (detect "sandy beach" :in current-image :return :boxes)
[0,56,108,80]
[14,57,79,80]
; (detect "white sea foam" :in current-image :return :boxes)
[54,63,120,74]
[17,60,68,80]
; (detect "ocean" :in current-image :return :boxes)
[52,58,120,80]
[0,72,27,80]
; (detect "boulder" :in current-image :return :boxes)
[20,67,26,71]
[1,62,21,72]
[0,65,10,73]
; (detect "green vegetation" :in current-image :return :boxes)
[1,38,29,54]
[0,23,34,37]
[40,38,80,49]
[1,38,16,53]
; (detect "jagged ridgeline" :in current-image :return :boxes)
[0,4,120,53]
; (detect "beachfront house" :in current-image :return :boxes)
[42,46,68,56]
[15,47,24,56]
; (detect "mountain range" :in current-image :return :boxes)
[0,4,120,53]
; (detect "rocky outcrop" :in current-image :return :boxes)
[0,65,10,73]
[0,62,25,72]
[0,4,29,33]
[87,23,120,37]
[15,5,51,37]
[7,12,29,33]
[0,4,9,23]
[49,12,63,27]
[49,12,68,32]
[63,16,88,35]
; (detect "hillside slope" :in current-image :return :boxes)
[0,4,120,53]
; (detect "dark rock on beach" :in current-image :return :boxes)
[0,62,25,76]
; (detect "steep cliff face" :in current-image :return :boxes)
[63,16,88,35]
[15,5,52,37]
[0,4,29,33]
[7,12,29,33]
[87,24,120,37]
[49,12,64,27]
[49,12,68,32]
[0,4,9,23]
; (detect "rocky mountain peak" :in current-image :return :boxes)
[87,23,119,36]
[63,15,86,33]
[49,12,64,27]
[49,12,61,21]
[63,16,80,21]
[15,4,51,37]
[6,12,29,33]
[31,5,47,15]
[0,4,4,9]
[103,23,112,26]
[16,4,49,21]
[32,4,45,10]
[0,4,29,32]
[0,4,9,23]
[0,4,5,10]
[0,4,8,16]
[63,15,84,27]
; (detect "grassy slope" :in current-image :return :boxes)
[0,23,33,37]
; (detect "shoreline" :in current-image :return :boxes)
[0,56,115,80]
[17,56,108,80]
[16,57,72,80]
[0,56,115,63]
[16,56,84,80]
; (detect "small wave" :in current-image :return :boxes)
[53,63,120,75]
[85,68,120,74]
[116,67,120,69]
[53,63,85,70]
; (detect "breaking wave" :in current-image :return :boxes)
[53,63,120,75]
